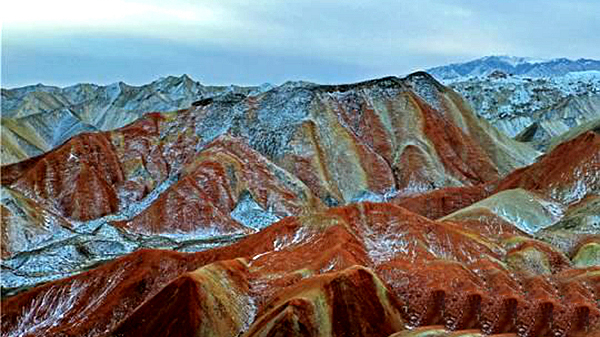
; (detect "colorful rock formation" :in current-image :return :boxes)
[1,73,599,337]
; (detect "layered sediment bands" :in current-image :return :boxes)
[535,195,600,264]
[0,187,73,259]
[1,249,200,337]
[8,132,123,221]
[495,131,600,205]
[440,189,565,235]
[2,113,173,222]
[0,73,540,278]
[392,185,491,219]
[245,266,405,337]
[113,134,323,235]
[3,203,599,337]
[416,93,499,185]
[390,128,599,221]
[403,72,540,176]
[111,259,254,337]
[266,77,533,204]
[1,155,46,185]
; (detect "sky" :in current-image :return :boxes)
[2,0,600,88]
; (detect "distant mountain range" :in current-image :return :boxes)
[424,56,600,150]
[428,55,600,81]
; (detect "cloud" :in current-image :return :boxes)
[2,35,378,87]
[2,0,599,87]
[3,0,217,29]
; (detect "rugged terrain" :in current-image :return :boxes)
[428,57,600,151]
[4,57,599,167]
[1,71,600,337]
[447,71,600,149]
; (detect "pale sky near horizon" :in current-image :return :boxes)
[2,0,599,88]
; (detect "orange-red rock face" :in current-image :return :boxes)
[495,131,600,205]
[113,135,323,236]
[392,185,491,219]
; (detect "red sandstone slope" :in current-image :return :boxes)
[2,113,173,221]
[113,134,324,236]
[495,131,600,205]
[2,203,599,337]
[392,184,492,219]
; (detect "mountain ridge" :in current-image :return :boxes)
[428,55,600,81]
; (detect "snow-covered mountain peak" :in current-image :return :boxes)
[428,56,600,82]
[481,55,546,67]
